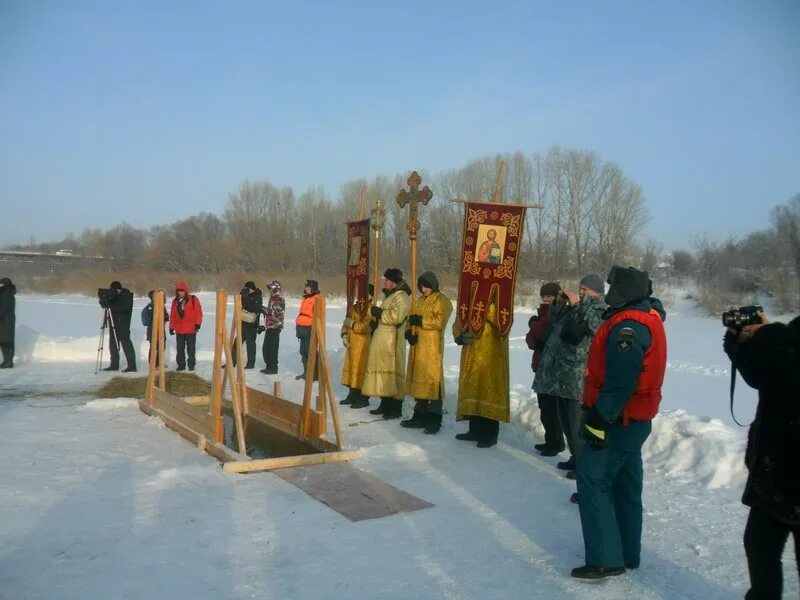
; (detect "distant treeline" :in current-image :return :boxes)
[5,147,799,311]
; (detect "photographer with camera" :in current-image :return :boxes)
[98,281,136,372]
[723,309,800,599]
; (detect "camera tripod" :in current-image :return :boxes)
[94,308,120,374]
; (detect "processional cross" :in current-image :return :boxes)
[396,171,433,304]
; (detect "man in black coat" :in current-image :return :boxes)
[101,280,137,372]
[232,281,263,369]
[0,277,16,368]
[724,312,800,599]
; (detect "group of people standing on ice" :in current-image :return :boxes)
[336,264,672,582]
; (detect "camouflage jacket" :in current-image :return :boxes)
[532,294,607,401]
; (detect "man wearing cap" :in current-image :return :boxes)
[534,274,606,483]
[295,280,320,380]
[526,282,565,455]
[361,268,411,419]
[340,284,375,408]
[401,271,453,434]
[572,266,667,581]
[260,280,285,375]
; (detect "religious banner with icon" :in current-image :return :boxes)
[345,219,370,318]
[456,202,526,336]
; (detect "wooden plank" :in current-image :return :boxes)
[275,463,434,522]
[153,389,214,440]
[182,395,211,407]
[210,290,226,444]
[231,294,247,453]
[222,450,360,473]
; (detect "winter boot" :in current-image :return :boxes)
[369,397,388,415]
[400,410,427,429]
[455,417,480,441]
[350,394,370,409]
[103,364,119,372]
[382,398,403,420]
[476,417,499,448]
[423,412,442,435]
[340,388,358,405]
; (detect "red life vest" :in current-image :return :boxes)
[583,308,667,425]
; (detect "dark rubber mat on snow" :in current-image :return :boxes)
[275,462,433,521]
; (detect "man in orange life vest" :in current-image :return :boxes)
[572,266,667,581]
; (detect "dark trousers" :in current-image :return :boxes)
[0,342,13,365]
[537,392,565,450]
[262,328,281,371]
[576,442,644,568]
[296,325,318,379]
[109,328,136,369]
[556,396,583,461]
[233,323,257,368]
[414,399,443,414]
[744,505,800,599]
[466,415,499,442]
[176,333,197,370]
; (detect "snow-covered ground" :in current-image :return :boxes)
[0,291,796,599]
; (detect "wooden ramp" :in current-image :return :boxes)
[275,462,434,522]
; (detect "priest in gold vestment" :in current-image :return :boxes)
[401,271,453,435]
[340,284,374,408]
[452,294,510,448]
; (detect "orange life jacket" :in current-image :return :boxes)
[295,293,317,327]
[583,308,667,424]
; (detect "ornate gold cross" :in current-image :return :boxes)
[396,171,433,242]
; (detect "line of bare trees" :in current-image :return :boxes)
[8,146,652,283]
[667,194,800,312]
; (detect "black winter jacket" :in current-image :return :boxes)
[724,317,800,524]
[0,278,16,344]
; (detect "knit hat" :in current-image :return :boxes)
[417,271,439,293]
[305,279,319,292]
[383,268,403,284]
[605,266,651,308]
[244,280,256,291]
[579,273,605,295]
[110,281,122,290]
[540,282,561,298]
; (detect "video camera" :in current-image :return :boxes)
[722,304,763,330]
[97,288,112,309]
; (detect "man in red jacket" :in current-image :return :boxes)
[169,282,203,372]
[525,282,565,455]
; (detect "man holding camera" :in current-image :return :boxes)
[533,274,606,479]
[724,310,800,599]
[233,281,262,370]
[573,266,667,580]
[99,281,136,372]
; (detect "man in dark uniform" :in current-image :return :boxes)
[102,281,137,372]
[572,266,667,580]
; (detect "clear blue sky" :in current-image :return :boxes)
[1,0,798,250]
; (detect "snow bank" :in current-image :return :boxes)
[644,410,747,489]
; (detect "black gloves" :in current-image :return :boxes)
[405,330,418,345]
[195,324,201,332]
[169,329,175,336]
[257,325,266,334]
[583,405,609,449]
[409,314,423,327]
[370,306,383,319]
[454,331,475,346]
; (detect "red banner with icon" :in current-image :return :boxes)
[456,202,526,336]
[345,219,370,318]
